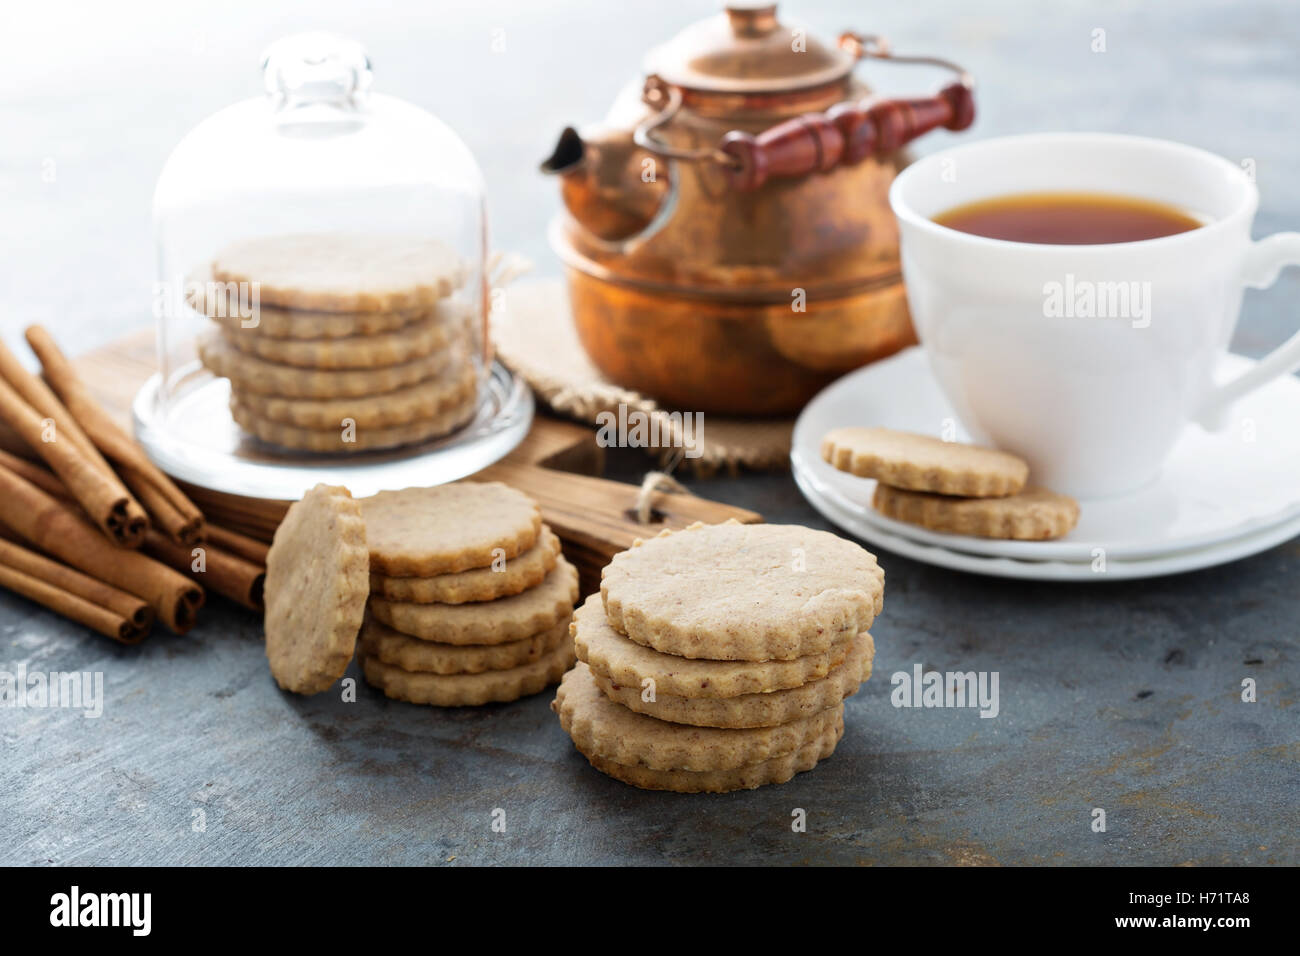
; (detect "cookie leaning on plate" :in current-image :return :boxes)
[821,426,1029,497]
[263,484,369,695]
[600,520,883,661]
[873,484,1080,540]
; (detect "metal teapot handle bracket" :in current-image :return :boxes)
[633,78,743,169]
[632,38,974,191]
[837,32,974,89]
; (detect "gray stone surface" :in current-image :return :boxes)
[1,0,1297,865]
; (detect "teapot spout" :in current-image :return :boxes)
[540,124,671,244]
[540,126,587,176]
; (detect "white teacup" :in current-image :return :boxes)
[889,132,1300,498]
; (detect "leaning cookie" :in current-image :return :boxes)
[821,426,1028,497]
[873,483,1080,540]
[263,484,369,695]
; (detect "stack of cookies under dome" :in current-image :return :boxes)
[554,520,884,793]
[356,482,578,706]
[193,234,480,453]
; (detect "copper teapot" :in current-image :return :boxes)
[542,3,974,416]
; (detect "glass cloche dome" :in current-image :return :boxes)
[138,33,530,499]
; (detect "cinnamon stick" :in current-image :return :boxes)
[121,462,204,545]
[0,462,203,633]
[24,326,205,545]
[13,449,263,611]
[0,372,148,548]
[0,418,28,458]
[144,530,265,612]
[0,339,103,462]
[0,447,66,498]
[0,537,153,643]
[205,523,270,566]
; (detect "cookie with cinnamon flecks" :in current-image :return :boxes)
[821,426,1028,497]
[263,483,368,695]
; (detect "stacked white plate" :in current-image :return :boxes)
[792,347,1300,581]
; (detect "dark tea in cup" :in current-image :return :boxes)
[932,191,1203,244]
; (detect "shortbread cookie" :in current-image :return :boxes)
[571,594,852,699]
[370,526,561,604]
[601,521,883,661]
[591,632,873,728]
[821,426,1029,497]
[579,718,844,793]
[362,482,542,576]
[199,332,453,398]
[359,614,568,675]
[231,392,475,453]
[211,234,463,313]
[220,310,457,369]
[555,662,844,772]
[369,557,578,644]
[873,484,1080,540]
[263,484,368,694]
[358,637,575,706]
[235,361,477,429]
[193,281,427,338]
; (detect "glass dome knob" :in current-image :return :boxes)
[261,32,373,109]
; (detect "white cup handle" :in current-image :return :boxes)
[1196,232,1300,430]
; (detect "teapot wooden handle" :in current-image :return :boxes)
[719,82,975,192]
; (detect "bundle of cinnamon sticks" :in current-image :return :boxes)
[0,326,268,642]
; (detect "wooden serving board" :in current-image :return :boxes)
[68,329,761,594]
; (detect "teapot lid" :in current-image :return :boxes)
[643,3,854,94]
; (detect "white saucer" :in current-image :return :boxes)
[795,457,1300,580]
[792,346,1300,576]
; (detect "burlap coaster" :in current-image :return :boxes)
[492,278,793,475]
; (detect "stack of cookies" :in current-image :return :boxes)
[820,427,1080,540]
[554,520,884,793]
[194,233,481,454]
[356,482,579,706]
